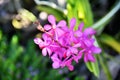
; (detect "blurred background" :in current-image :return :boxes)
[0,0,120,80]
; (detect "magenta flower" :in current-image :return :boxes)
[44,15,67,40]
[34,34,52,56]
[34,15,101,71]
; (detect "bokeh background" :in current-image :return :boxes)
[0,0,120,80]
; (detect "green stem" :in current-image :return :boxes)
[98,54,112,80]
[92,1,120,34]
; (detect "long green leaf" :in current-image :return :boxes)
[92,2,120,34]
[35,1,67,21]
[100,34,120,53]
[98,53,112,80]
[67,0,93,29]
[86,55,99,77]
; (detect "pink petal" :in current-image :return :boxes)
[78,51,83,59]
[42,34,51,41]
[78,22,84,31]
[51,54,59,62]
[52,62,60,69]
[73,43,81,47]
[84,39,92,47]
[84,54,88,62]
[46,48,52,56]
[42,48,47,56]
[77,49,85,60]
[34,38,43,45]
[84,53,95,62]
[73,56,79,63]
[68,65,74,71]
[65,59,74,71]
[92,46,101,54]
[66,50,71,56]
[88,53,95,62]
[48,15,56,25]
[44,24,52,31]
[84,28,96,36]
[70,18,76,30]
[54,28,65,40]
[70,47,78,54]
[74,31,82,37]
[57,20,66,27]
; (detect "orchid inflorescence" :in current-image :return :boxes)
[34,15,101,71]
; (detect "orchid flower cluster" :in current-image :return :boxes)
[34,15,101,71]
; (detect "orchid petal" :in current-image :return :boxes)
[34,38,43,45]
[44,24,52,31]
[84,28,96,36]
[88,53,95,62]
[57,20,66,27]
[46,48,52,56]
[70,18,76,30]
[73,43,81,47]
[74,31,82,37]
[84,39,92,47]
[92,46,101,54]
[55,28,65,37]
[52,62,60,69]
[42,48,47,56]
[70,47,78,54]
[48,15,56,25]
[68,65,74,71]
[78,22,84,31]
[84,54,88,62]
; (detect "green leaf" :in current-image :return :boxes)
[11,35,18,45]
[75,76,85,80]
[86,55,99,77]
[0,30,2,41]
[98,53,112,80]
[35,1,67,21]
[92,2,120,34]
[77,0,93,27]
[100,34,120,53]
[67,0,93,29]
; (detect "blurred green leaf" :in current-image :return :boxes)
[86,55,99,77]
[98,53,112,80]
[75,76,85,80]
[67,0,93,29]
[77,0,93,27]
[0,30,2,41]
[100,34,120,53]
[35,1,67,21]
[11,35,18,45]
[33,74,39,80]
[92,2,120,34]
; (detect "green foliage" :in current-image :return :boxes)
[0,30,82,80]
[98,53,112,80]
[67,0,93,29]
[86,56,99,77]
[100,34,120,53]
[92,2,120,34]
[35,1,67,21]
